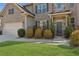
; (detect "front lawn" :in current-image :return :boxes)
[0,41,79,56]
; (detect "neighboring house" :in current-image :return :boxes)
[0,3,78,37]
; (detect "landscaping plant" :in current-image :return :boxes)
[70,30,79,47]
[35,28,43,38]
[64,26,73,38]
[26,27,33,38]
[50,22,55,38]
[17,28,25,37]
[43,29,53,39]
[0,31,2,35]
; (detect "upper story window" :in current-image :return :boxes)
[70,3,74,8]
[8,8,14,14]
[36,3,48,14]
[54,3,65,12]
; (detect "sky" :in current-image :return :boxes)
[0,3,5,11]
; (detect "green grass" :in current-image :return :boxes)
[0,41,79,56]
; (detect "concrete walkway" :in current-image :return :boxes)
[15,37,68,45]
[0,35,69,45]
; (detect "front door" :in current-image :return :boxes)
[56,22,63,36]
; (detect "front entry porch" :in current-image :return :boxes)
[49,11,71,36]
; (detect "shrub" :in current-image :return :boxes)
[51,24,55,38]
[43,29,53,39]
[0,31,2,35]
[76,26,79,30]
[17,28,25,37]
[26,27,33,38]
[35,28,43,38]
[64,26,72,38]
[70,30,79,47]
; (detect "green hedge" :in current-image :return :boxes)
[17,28,25,37]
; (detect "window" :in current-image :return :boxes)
[36,4,48,14]
[71,17,74,23]
[54,3,65,12]
[71,17,75,29]
[8,8,14,14]
[70,3,74,7]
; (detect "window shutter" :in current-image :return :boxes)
[71,17,75,30]
[35,6,37,14]
[47,3,49,12]
[71,17,75,23]
[47,20,49,29]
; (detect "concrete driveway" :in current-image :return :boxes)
[0,35,17,42]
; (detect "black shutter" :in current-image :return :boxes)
[47,3,49,12]
[71,17,74,23]
[71,17,75,30]
[35,6,37,14]
[47,20,49,29]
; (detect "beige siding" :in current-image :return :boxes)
[74,3,79,26]
[34,3,53,21]
[27,15,35,28]
[1,4,25,23]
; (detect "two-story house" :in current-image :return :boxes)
[0,3,77,37]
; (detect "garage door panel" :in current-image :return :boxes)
[3,22,23,37]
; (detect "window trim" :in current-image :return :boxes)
[36,3,48,14]
[54,3,65,12]
[8,8,14,14]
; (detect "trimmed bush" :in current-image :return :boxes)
[26,27,33,38]
[0,31,2,35]
[70,30,79,47]
[17,28,25,37]
[76,26,79,30]
[43,29,53,39]
[64,26,72,38]
[35,28,43,38]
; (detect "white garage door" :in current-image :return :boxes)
[3,22,23,37]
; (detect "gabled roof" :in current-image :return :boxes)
[17,4,35,16]
[0,3,35,17]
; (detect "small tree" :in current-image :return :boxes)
[43,29,53,39]
[64,16,73,38]
[70,30,79,47]
[50,19,55,38]
[64,26,73,38]
[26,27,33,38]
[35,28,43,38]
